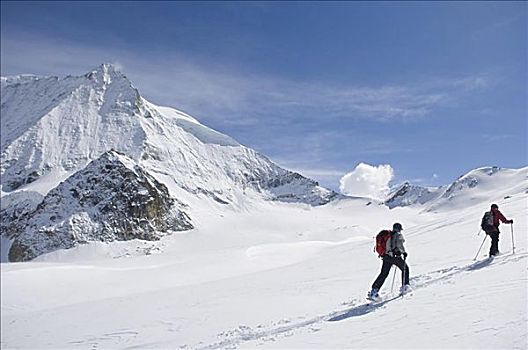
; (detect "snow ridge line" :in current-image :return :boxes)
[193,251,527,350]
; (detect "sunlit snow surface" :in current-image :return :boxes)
[1,167,527,349]
[1,66,526,348]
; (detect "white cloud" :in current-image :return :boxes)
[339,163,394,200]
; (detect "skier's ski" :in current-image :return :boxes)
[328,294,403,322]
[369,293,404,303]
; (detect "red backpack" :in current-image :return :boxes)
[375,230,392,257]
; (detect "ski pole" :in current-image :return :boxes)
[473,235,488,260]
[402,255,407,297]
[476,228,482,236]
[390,265,397,293]
[511,223,515,255]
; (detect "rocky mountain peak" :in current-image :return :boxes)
[384,181,442,209]
[85,63,126,84]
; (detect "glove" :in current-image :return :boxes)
[509,220,513,224]
[393,250,401,257]
[403,252,408,259]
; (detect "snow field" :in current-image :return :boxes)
[1,187,526,349]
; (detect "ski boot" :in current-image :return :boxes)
[400,284,412,295]
[367,288,380,301]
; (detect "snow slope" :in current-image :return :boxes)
[1,167,526,349]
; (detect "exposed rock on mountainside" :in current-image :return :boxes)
[6,151,192,262]
[384,182,443,209]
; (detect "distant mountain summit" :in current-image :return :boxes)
[384,182,442,209]
[384,166,527,211]
[1,64,337,261]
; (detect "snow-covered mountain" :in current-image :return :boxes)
[1,64,337,261]
[1,64,335,203]
[385,166,527,211]
[384,182,444,209]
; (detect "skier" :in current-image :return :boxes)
[368,223,411,300]
[483,204,513,257]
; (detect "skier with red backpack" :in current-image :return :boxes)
[481,204,513,257]
[368,223,411,300]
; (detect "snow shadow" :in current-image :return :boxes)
[466,257,494,271]
[327,295,401,322]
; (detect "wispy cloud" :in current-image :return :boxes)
[2,29,515,191]
[1,33,492,127]
[472,13,525,39]
[450,76,492,91]
[480,133,515,142]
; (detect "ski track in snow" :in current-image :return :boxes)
[190,251,527,350]
[68,331,140,349]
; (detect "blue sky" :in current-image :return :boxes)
[1,1,526,191]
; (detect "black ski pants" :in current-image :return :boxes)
[488,231,500,256]
[372,255,410,290]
